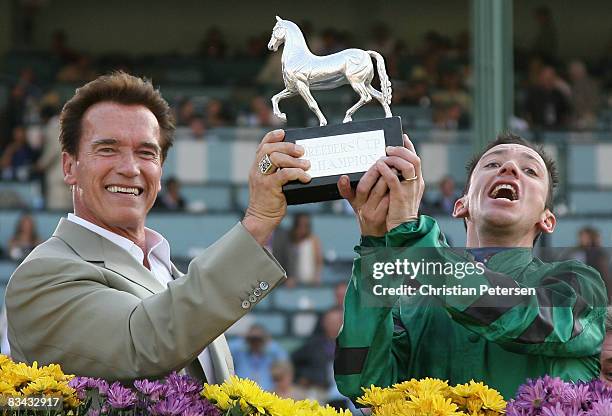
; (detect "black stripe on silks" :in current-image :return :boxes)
[557,272,589,339]
[334,343,370,375]
[462,270,527,326]
[516,285,555,343]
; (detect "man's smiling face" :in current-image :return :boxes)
[457,143,555,240]
[63,101,162,233]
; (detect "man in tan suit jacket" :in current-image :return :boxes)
[5,72,312,384]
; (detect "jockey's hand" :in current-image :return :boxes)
[337,165,389,237]
[377,134,425,231]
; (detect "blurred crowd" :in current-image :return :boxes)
[2,6,612,188]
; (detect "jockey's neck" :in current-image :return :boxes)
[282,26,312,62]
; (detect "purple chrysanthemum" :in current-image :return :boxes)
[181,400,222,416]
[149,394,192,415]
[164,372,201,396]
[68,376,91,391]
[589,398,612,416]
[134,378,166,400]
[106,381,137,409]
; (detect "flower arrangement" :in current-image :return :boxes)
[506,375,612,416]
[356,377,506,416]
[0,354,81,412]
[0,355,351,416]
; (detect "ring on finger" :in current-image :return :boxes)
[402,175,418,182]
[258,153,277,175]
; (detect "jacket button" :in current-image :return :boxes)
[253,288,262,297]
[259,281,269,291]
[241,300,251,309]
[248,294,257,303]
[468,334,480,343]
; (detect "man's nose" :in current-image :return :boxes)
[498,160,519,178]
[116,153,140,177]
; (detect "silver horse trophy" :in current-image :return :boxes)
[267,16,393,126]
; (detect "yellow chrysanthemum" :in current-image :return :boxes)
[466,396,483,413]
[406,393,462,416]
[0,379,17,395]
[477,388,506,413]
[392,379,421,396]
[0,354,12,367]
[201,383,232,410]
[357,385,404,408]
[415,378,451,397]
[374,399,416,416]
[221,376,277,414]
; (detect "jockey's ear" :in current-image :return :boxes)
[276,16,282,22]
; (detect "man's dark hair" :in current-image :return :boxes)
[464,131,558,210]
[59,71,175,162]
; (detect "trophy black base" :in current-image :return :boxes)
[282,116,403,205]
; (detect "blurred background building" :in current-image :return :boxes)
[1,0,611,411]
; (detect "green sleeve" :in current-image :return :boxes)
[386,216,607,357]
[334,234,412,402]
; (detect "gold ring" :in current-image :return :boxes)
[258,154,277,175]
[403,175,418,182]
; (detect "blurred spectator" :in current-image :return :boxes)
[393,69,431,107]
[271,361,306,400]
[287,213,323,286]
[36,98,72,210]
[229,324,288,391]
[432,69,471,129]
[256,52,284,87]
[154,177,186,211]
[320,28,343,55]
[428,175,460,215]
[51,30,79,64]
[242,96,283,128]
[175,98,195,127]
[292,308,343,397]
[525,66,570,129]
[532,6,558,62]
[200,27,227,59]
[56,55,97,83]
[205,99,232,128]
[564,227,610,289]
[187,116,207,140]
[366,23,396,56]
[568,60,601,130]
[334,282,347,308]
[8,212,41,261]
[1,126,36,181]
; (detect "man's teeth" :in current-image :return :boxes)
[107,186,140,195]
[491,184,517,199]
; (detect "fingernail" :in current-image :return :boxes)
[296,144,305,153]
[273,129,284,136]
[386,146,393,153]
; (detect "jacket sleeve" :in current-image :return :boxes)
[6,223,285,381]
[384,216,607,358]
[334,235,412,402]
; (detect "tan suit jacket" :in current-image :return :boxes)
[6,218,285,384]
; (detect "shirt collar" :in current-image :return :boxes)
[67,213,172,271]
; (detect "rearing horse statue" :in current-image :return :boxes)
[267,16,392,126]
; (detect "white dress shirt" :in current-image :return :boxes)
[66,214,214,381]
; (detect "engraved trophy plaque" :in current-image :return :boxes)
[267,16,403,205]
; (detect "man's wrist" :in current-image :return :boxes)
[241,215,275,246]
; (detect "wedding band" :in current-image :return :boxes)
[403,175,418,182]
[258,154,277,175]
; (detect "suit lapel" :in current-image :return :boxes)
[53,218,166,294]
